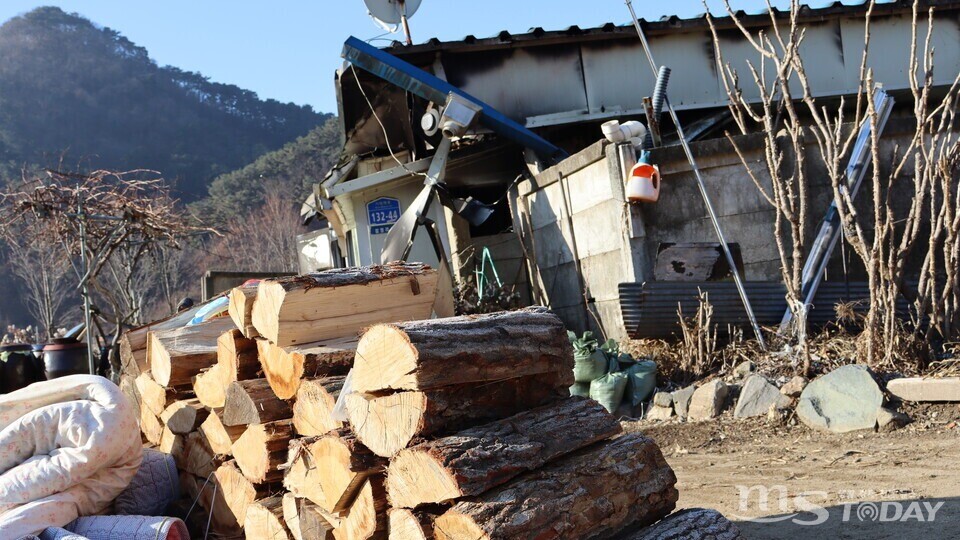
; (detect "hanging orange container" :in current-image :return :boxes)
[626,155,661,203]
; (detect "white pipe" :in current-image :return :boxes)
[602,120,647,144]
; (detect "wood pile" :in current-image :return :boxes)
[119,262,679,539]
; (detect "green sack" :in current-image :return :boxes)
[589,357,628,413]
[624,359,658,406]
[569,382,591,397]
[570,331,607,383]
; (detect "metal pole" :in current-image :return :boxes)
[625,0,767,349]
[77,200,97,375]
[398,0,413,46]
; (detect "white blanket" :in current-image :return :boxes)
[0,375,142,538]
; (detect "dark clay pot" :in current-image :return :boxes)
[43,340,89,380]
[1,343,43,393]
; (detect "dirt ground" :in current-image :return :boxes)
[625,402,960,539]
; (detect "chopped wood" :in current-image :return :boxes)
[215,461,258,528]
[229,284,261,339]
[119,333,148,378]
[140,405,164,446]
[292,376,345,436]
[179,471,243,534]
[224,378,293,426]
[233,420,295,483]
[200,408,245,455]
[346,373,570,457]
[352,307,572,393]
[160,398,209,434]
[432,433,678,540]
[245,495,291,540]
[387,397,621,508]
[388,509,439,540]
[149,316,235,387]
[333,475,387,540]
[119,374,141,421]
[194,364,228,408]
[283,438,326,507]
[179,431,222,478]
[218,329,260,383]
[258,338,355,400]
[310,429,385,515]
[135,372,184,417]
[283,494,337,540]
[251,263,439,347]
[159,425,184,462]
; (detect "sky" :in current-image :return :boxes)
[0,1,784,114]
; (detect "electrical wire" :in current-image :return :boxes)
[350,67,427,179]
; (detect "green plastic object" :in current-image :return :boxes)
[569,382,591,397]
[569,331,608,383]
[589,357,628,413]
[625,360,658,406]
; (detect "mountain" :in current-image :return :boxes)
[0,6,329,199]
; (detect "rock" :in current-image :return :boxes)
[653,391,673,408]
[767,403,791,425]
[646,405,674,421]
[687,380,729,421]
[672,385,697,419]
[780,376,808,398]
[734,375,792,419]
[876,407,911,432]
[796,365,883,433]
[733,361,755,379]
[886,377,960,402]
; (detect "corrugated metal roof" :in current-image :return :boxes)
[383,0,955,55]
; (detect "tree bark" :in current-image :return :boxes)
[229,284,260,339]
[346,372,570,457]
[224,378,293,426]
[334,475,388,540]
[293,376,345,436]
[148,316,235,387]
[119,333,148,378]
[387,397,620,508]
[251,263,439,346]
[259,338,355,400]
[283,494,337,540]
[352,307,572,393]
[215,460,259,528]
[233,420,295,483]
[200,408,246,456]
[245,495,291,540]
[432,433,678,540]
[388,509,440,540]
[616,508,742,540]
[160,398,208,434]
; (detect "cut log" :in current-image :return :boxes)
[224,378,293,426]
[245,496,291,540]
[215,461,258,528]
[160,398,209,434]
[119,374,141,421]
[387,396,621,508]
[218,329,260,384]
[229,284,261,339]
[179,471,243,534]
[284,438,327,509]
[311,429,385,515]
[258,338,355,400]
[200,409,246,455]
[333,475,387,540]
[618,508,742,540]
[194,364,227,408]
[251,262,439,347]
[149,316,235,387]
[284,495,337,540]
[346,373,570,457]
[158,426,184,463]
[135,372,185,417]
[140,406,164,446]
[119,333,148,378]
[388,509,439,540]
[179,431,222,478]
[233,420,295,483]
[432,433,678,540]
[352,307,572,393]
[293,376,346,436]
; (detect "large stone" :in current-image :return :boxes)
[687,380,729,421]
[672,385,697,419]
[780,376,808,398]
[886,377,960,402]
[733,361,755,379]
[646,405,674,421]
[796,365,883,433]
[734,375,792,419]
[653,392,673,408]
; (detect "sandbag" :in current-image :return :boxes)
[569,382,591,397]
[573,349,607,383]
[589,357,628,413]
[0,375,142,538]
[625,360,658,406]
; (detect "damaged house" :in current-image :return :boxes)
[306,0,960,341]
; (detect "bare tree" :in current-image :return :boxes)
[209,183,301,273]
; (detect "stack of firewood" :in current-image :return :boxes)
[119,262,680,540]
